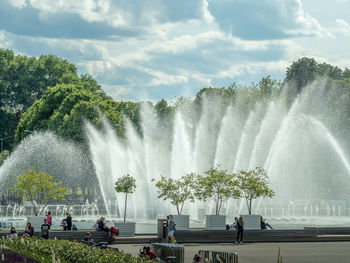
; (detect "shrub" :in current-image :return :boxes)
[0,237,153,263]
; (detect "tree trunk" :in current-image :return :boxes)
[249,197,252,215]
[124,193,128,222]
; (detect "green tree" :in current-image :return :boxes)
[11,168,68,216]
[193,167,240,215]
[236,166,275,215]
[114,174,136,222]
[14,83,135,143]
[152,173,195,215]
[285,57,318,92]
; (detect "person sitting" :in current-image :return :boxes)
[83,232,96,246]
[60,219,67,230]
[193,253,202,263]
[260,216,274,229]
[41,219,51,239]
[23,222,34,237]
[9,227,17,238]
[232,217,238,230]
[140,246,156,260]
[97,217,109,232]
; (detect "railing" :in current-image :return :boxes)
[199,249,238,263]
[152,243,184,263]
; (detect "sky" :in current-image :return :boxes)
[0,0,350,101]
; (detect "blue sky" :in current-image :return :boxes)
[1,0,349,101]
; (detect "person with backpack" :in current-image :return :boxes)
[165,215,177,244]
[235,216,244,244]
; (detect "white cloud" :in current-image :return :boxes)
[7,0,27,9]
[332,19,350,36]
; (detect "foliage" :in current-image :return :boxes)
[0,149,10,165]
[236,166,275,215]
[0,237,153,263]
[14,83,139,143]
[11,168,68,216]
[115,174,136,222]
[193,167,240,215]
[152,173,196,215]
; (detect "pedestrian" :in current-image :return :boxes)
[165,215,176,244]
[41,219,51,239]
[46,211,52,227]
[23,222,34,237]
[64,212,72,230]
[235,216,244,244]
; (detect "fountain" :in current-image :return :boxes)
[0,80,350,231]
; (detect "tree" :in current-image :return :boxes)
[114,174,136,222]
[11,168,68,216]
[236,166,275,215]
[152,173,195,215]
[193,167,240,215]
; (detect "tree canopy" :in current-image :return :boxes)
[153,173,195,215]
[11,168,68,215]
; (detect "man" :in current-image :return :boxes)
[41,219,51,239]
[165,215,177,244]
[97,216,109,232]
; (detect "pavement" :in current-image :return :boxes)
[110,241,350,263]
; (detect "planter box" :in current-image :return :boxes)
[27,216,45,233]
[114,221,136,237]
[172,215,190,230]
[241,214,261,230]
[205,215,226,230]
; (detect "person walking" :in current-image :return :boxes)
[235,216,244,244]
[165,215,177,244]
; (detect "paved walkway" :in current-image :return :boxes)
[111,241,350,263]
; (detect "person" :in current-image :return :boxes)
[63,212,72,231]
[260,216,273,230]
[83,232,96,246]
[23,222,34,237]
[140,246,156,260]
[9,227,17,238]
[235,216,244,244]
[97,216,109,232]
[193,253,202,263]
[0,221,2,231]
[232,217,238,230]
[60,219,67,230]
[46,211,52,227]
[41,219,50,239]
[165,215,176,244]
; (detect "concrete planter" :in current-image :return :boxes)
[27,216,45,232]
[205,215,226,230]
[241,214,261,230]
[172,215,190,230]
[114,221,136,237]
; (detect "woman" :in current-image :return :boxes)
[64,212,72,231]
[9,227,17,238]
[235,216,244,244]
[23,222,34,237]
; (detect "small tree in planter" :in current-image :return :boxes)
[11,168,68,216]
[237,166,275,215]
[114,174,136,222]
[194,166,240,215]
[152,173,196,215]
